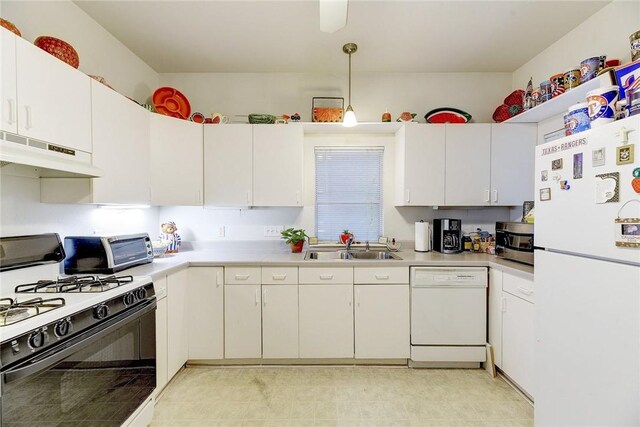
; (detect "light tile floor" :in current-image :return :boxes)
[152,366,533,427]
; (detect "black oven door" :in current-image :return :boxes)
[1,300,156,426]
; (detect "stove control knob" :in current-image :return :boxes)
[54,318,71,337]
[94,304,110,320]
[28,329,47,349]
[135,287,147,301]
[123,292,136,306]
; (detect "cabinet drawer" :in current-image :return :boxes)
[502,272,534,303]
[262,267,298,284]
[225,267,261,285]
[354,267,409,284]
[299,267,353,284]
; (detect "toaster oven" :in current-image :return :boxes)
[63,233,153,274]
[495,222,535,266]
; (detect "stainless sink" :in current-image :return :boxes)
[304,250,402,260]
[348,251,401,260]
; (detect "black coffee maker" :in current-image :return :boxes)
[433,219,462,253]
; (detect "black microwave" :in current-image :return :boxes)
[63,233,153,274]
[495,222,534,266]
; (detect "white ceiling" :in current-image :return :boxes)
[74,0,610,74]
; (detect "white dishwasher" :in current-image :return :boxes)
[410,267,487,366]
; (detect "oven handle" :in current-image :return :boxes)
[3,298,156,385]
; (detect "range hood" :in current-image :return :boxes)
[1,131,101,178]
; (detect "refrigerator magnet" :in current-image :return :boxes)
[540,187,551,201]
[551,158,563,170]
[560,180,571,190]
[541,170,548,181]
[592,147,606,167]
[616,144,634,165]
[615,200,640,247]
[573,153,583,179]
[595,172,620,203]
[632,178,640,194]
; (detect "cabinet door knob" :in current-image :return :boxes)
[374,274,389,280]
[319,274,333,280]
[492,190,498,203]
[255,289,260,305]
[235,274,250,280]
[272,274,287,281]
[484,189,490,203]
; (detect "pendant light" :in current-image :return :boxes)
[342,42,358,127]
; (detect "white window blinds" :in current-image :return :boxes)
[315,147,384,242]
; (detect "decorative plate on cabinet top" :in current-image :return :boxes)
[0,18,21,36]
[424,107,472,124]
[152,87,191,120]
[34,36,79,69]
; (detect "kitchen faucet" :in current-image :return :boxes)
[345,235,354,251]
[365,241,370,252]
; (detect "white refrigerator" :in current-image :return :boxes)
[534,115,640,426]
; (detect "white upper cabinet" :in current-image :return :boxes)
[204,124,303,207]
[252,125,303,206]
[90,80,150,204]
[204,124,253,206]
[150,113,203,206]
[15,36,91,152]
[1,28,17,134]
[490,123,537,206]
[395,123,446,206]
[445,124,492,206]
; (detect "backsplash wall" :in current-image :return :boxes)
[0,171,160,239]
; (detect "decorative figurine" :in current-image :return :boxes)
[381,111,391,122]
[159,221,181,253]
[291,112,301,122]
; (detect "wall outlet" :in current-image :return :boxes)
[217,226,225,237]
[264,225,284,237]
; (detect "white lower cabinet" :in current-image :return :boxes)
[225,284,262,358]
[188,267,224,360]
[154,277,168,393]
[167,269,189,379]
[493,270,535,398]
[299,284,354,358]
[488,269,503,368]
[354,284,409,358]
[262,285,298,358]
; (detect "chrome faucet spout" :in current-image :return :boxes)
[365,241,370,252]
[345,236,354,251]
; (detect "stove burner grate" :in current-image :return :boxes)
[15,275,134,293]
[0,297,66,326]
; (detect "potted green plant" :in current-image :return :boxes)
[340,229,353,244]
[281,228,308,253]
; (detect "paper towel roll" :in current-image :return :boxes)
[415,221,431,252]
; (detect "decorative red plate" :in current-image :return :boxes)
[152,87,191,120]
[424,107,472,124]
[0,18,21,37]
[35,36,79,69]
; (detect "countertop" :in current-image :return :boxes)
[126,241,534,280]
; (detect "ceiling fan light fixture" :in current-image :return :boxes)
[319,0,349,33]
[342,42,358,128]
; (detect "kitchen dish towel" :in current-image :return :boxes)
[415,221,431,252]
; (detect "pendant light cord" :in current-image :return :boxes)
[348,52,352,107]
